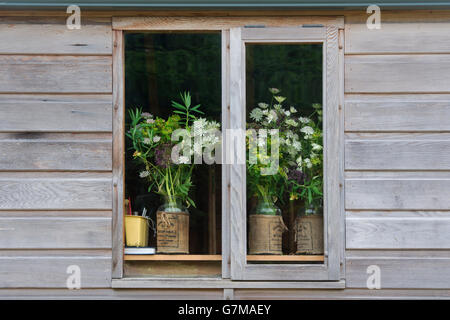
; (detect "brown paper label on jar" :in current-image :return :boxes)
[269,220,283,251]
[157,213,180,248]
[297,221,313,250]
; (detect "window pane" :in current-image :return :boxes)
[124,33,222,276]
[246,44,324,262]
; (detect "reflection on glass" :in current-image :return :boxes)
[125,33,222,256]
[246,44,324,260]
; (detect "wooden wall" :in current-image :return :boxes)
[344,11,450,290]
[1,10,450,299]
[0,17,113,288]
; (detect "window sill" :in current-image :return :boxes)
[112,278,345,289]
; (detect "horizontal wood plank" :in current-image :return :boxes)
[0,94,112,132]
[0,55,112,93]
[0,138,112,171]
[0,251,111,288]
[0,137,112,171]
[347,211,450,249]
[0,217,111,249]
[112,16,344,30]
[346,250,450,289]
[346,139,450,170]
[345,94,450,132]
[0,176,112,210]
[346,179,450,210]
[346,16,450,54]
[0,18,112,54]
[345,55,450,93]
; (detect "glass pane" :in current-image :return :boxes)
[124,32,222,276]
[245,44,324,263]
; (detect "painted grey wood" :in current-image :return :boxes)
[345,139,450,170]
[223,288,234,300]
[345,15,450,54]
[0,217,111,249]
[346,211,450,249]
[345,55,450,93]
[112,278,345,289]
[0,251,111,288]
[229,27,246,280]
[0,176,112,210]
[230,25,343,281]
[0,138,112,171]
[0,55,112,93]
[345,94,450,132]
[346,250,450,289]
[0,17,112,54]
[221,29,231,279]
[112,30,124,279]
[0,94,112,132]
[346,179,450,210]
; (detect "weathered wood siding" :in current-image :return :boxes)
[0,17,113,288]
[1,10,450,298]
[344,12,450,290]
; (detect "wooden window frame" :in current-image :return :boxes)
[111,16,345,283]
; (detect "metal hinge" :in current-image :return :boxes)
[302,24,324,28]
[244,25,265,28]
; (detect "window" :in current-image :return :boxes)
[112,17,344,283]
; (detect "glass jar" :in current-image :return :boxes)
[156,196,189,254]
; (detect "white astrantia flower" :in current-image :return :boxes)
[311,152,318,160]
[146,118,155,124]
[285,110,291,117]
[258,102,269,109]
[300,126,314,135]
[269,88,280,94]
[285,119,298,127]
[286,130,294,139]
[141,112,153,118]
[143,138,151,145]
[312,143,322,151]
[304,158,312,169]
[267,110,278,123]
[298,117,310,124]
[290,106,297,114]
[250,108,263,122]
[261,109,269,115]
[296,156,302,165]
[139,171,150,178]
[292,140,302,151]
[153,136,161,143]
[273,104,282,111]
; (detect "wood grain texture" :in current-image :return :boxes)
[0,55,112,93]
[0,176,112,210]
[0,94,112,132]
[345,55,450,93]
[345,139,450,170]
[347,211,450,249]
[0,17,112,54]
[346,179,450,210]
[346,250,450,289]
[0,217,111,249]
[112,30,124,279]
[0,251,111,288]
[0,137,112,171]
[112,16,344,30]
[345,14,450,54]
[345,94,450,132]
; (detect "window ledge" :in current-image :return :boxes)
[112,278,345,289]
